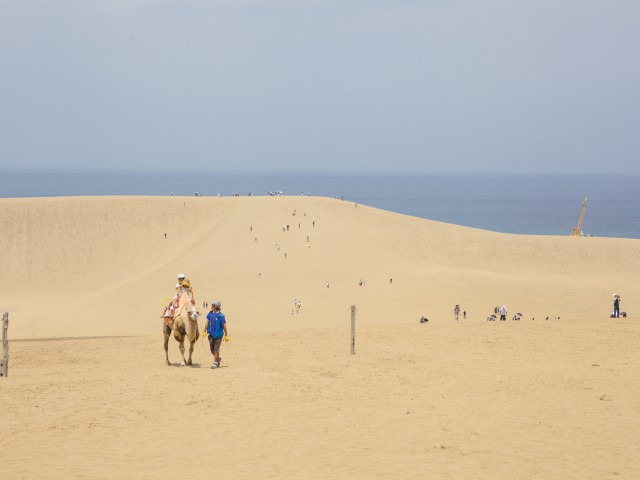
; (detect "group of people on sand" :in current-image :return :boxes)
[162,273,228,369]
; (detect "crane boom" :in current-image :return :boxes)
[570,196,588,236]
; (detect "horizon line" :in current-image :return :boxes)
[1,167,639,177]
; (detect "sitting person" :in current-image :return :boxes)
[162,273,197,323]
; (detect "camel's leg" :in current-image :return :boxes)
[187,338,195,366]
[163,323,171,366]
[186,320,199,366]
[179,340,186,366]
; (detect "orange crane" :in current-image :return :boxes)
[570,196,588,236]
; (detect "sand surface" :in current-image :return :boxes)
[1,196,639,478]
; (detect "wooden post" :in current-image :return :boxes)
[350,305,356,355]
[1,312,8,377]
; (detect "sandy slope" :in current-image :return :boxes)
[2,321,640,479]
[1,196,639,479]
[1,196,638,338]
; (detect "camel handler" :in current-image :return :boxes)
[203,301,229,369]
[162,273,197,325]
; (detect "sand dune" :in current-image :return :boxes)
[1,196,639,479]
[1,196,637,338]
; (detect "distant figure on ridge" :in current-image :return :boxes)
[499,305,507,321]
[454,305,460,321]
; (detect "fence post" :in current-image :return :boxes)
[1,312,8,377]
[350,305,356,355]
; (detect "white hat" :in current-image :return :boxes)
[178,273,185,279]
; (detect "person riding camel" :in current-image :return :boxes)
[162,273,197,325]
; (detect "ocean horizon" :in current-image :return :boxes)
[1,169,639,239]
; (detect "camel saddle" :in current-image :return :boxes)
[162,291,194,326]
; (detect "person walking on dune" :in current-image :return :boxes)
[204,301,228,369]
[499,305,507,321]
[613,294,621,318]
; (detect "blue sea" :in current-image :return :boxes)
[1,170,639,239]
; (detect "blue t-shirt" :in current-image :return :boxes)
[207,311,226,339]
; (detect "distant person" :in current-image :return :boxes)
[326,281,330,288]
[499,305,507,321]
[454,305,460,321]
[313,221,315,227]
[613,294,621,318]
[164,233,167,239]
[389,278,393,284]
[463,310,467,319]
[204,301,228,369]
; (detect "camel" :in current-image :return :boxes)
[163,294,200,366]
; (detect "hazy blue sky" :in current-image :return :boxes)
[1,1,639,174]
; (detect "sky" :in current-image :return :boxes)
[1,0,639,174]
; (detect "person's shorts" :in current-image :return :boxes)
[209,336,223,355]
